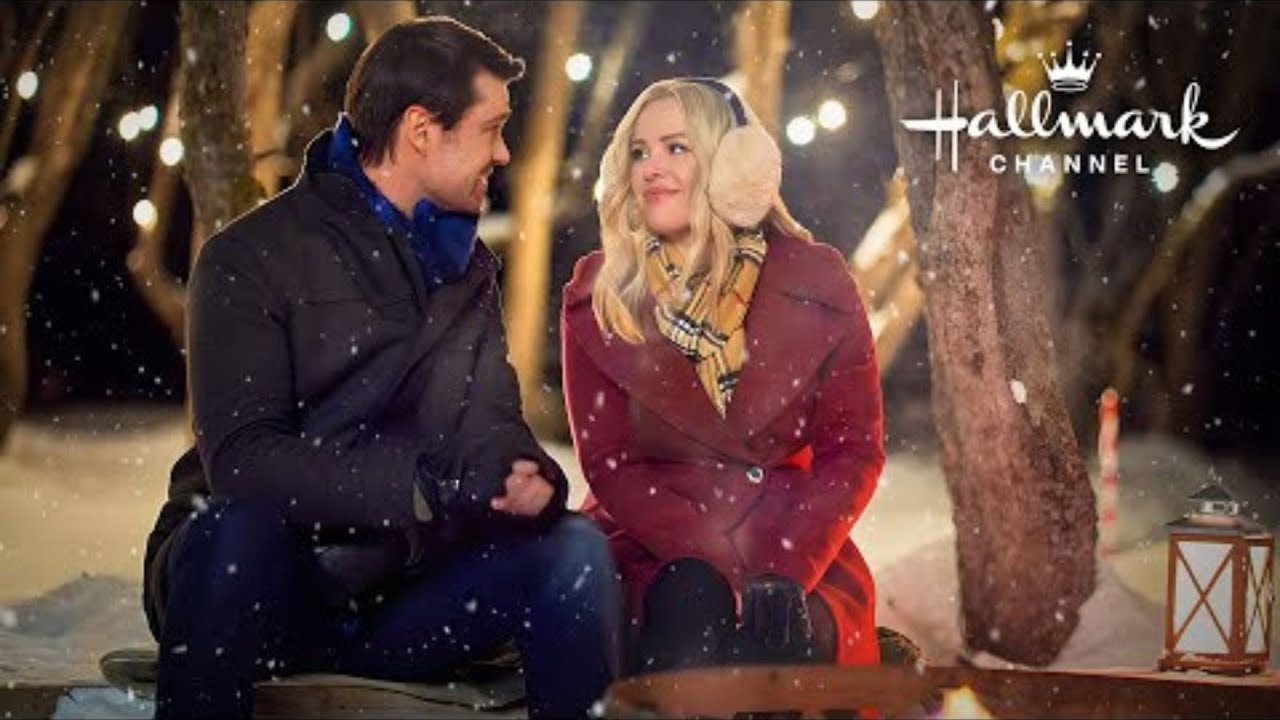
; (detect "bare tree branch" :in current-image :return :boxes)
[0,1,62,171]
[127,63,187,348]
[0,2,129,445]
[556,2,651,221]
[1111,137,1280,397]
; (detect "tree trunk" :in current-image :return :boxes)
[0,2,129,447]
[353,1,417,45]
[732,0,790,133]
[874,2,1097,665]
[503,1,585,435]
[246,0,299,197]
[179,1,264,259]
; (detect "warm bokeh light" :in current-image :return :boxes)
[159,137,185,167]
[817,99,848,130]
[132,199,157,229]
[118,112,141,141]
[786,116,816,146]
[1153,161,1179,193]
[17,71,38,99]
[851,1,880,21]
[565,52,593,82]
[326,12,352,42]
[137,105,159,132]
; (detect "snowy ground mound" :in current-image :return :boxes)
[0,574,151,684]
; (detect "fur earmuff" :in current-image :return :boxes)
[707,123,781,229]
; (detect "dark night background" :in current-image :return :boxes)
[11,0,1280,470]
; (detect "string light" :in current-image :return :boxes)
[817,100,847,130]
[159,137,185,167]
[1152,162,1179,193]
[851,1,880,21]
[326,12,352,42]
[137,105,159,131]
[118,112,141,141]
[17,71,38,99]
[132,199,157,229]
[786,116,816,146]
[565,53,593,82]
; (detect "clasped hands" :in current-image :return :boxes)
[404,457,553,569]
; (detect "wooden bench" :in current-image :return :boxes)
[604,664,1280,719]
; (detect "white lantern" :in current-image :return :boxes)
[1160,484,1274,674]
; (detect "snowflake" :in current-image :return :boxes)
[1009,379,1027,405]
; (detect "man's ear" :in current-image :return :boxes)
[402,104,441,156]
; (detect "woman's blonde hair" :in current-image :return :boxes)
[592,78,812,344]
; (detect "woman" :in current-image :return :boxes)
[561,78,885,674]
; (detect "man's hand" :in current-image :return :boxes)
[489,459,554,517]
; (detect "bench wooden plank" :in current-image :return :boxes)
[605,665,1280,719]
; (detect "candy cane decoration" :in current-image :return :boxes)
[1098,388,1120,557]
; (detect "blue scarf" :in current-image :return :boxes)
[326,114,478,288]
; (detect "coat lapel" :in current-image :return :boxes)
[725,251,847,442]
[565,295,747,456]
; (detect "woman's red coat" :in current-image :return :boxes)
[560,229,886,665]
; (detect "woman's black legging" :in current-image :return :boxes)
[629,557,837,675]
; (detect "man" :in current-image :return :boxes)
[142,17,621,719]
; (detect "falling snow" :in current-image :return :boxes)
[1009,379,1027,405]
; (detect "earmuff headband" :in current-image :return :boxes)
[685,77,749,127]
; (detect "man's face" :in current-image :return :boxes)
[419,70,512,214]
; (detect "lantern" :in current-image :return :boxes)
[1160,484,1274,674]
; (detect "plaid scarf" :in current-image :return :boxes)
[645,231,767,417]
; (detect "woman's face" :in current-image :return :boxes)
[629,97,698,245]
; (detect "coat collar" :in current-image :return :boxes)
[564,229,859,460]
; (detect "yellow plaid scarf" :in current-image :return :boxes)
[644,231,767,417]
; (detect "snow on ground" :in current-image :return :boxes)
[1,405,1276,692]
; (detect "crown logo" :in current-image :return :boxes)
[1038,40,1100,93]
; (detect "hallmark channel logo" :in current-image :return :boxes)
[901,40,1238,176]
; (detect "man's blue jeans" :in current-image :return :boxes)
[150,498,622,719]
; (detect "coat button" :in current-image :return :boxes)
[745,466,765,484]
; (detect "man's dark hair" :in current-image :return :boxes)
[343,16,525,163]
